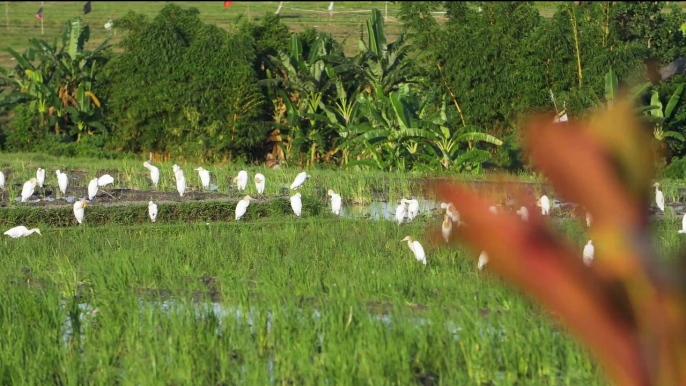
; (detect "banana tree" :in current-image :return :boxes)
[417,96,503,172]
[260,33,338,166]
[646,84,686,143]
[0,47,57,125]
[341,85,437,171]
[346,8,420,98]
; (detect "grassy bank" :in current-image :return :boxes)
[1,218,615,385]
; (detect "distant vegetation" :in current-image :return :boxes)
[2,2,686,175]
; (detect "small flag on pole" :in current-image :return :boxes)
[224,1,233,8]
[35,7,43,20]
[83,1,91,15]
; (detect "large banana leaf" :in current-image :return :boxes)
[605,68,618,103]
[650,90,664,118]
[455,132,503,146]
[390,92,411,130]
[629,82,652,102]
[665,84,684,119]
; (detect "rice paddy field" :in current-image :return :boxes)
[2,152,686,384]
[0,1,586,71]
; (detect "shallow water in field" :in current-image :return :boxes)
[62,298,504,384]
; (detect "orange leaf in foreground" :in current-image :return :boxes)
[434,99,686,386]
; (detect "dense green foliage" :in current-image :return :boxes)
[2,2,686,171]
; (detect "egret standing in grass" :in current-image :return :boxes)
[290,192,302,216]
[395,201,406,224]
[538,195,550,215]
[400,236,427,265]
[36,167,45,188]
[440,202,460,223]
[73,199,88,224]
[290,172,310,190]
[235,195,253,220]
[143,161,160,188]
[173,165,186,197]
[4,226,41,238]
[148,201,158,223]
[328,189,341,216]
[21,178,37,203]
[403,198,419,221]
[56,170,68,196]
[516,206,529,221]
[583,240,594,266]
[195,167,211,190]
[233,170,248,191]
[654,182,665,213]
[88,178,99,200]
[254,173,266,195]
[678,213,686,234]
[478,250,489,270]
[0,171,5,189]
[442,214,452,243]
[98,174,114,187]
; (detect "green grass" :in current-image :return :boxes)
[1,217,621,385]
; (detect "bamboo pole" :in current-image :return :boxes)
[247,3,251,22]
[40,1,44,35]
[385,1,388,21]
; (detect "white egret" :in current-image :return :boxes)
[233,170,248,191]
[0,171,5,189]
[403,198,419,221]
[290,171,310,190]
[20,178,37,202]
[73,199,88,224]
[395,201,406,224]
[4,226,41,238]
[97,174,114,187]
[478,250,489,270]
[88,178,99,200]
[143,161,160,188]
[36,167,45,188]
[440,202,460,223]
[654,182,665,213]
[148,201,158,223]
[235,195,253,220]
[56,170,68,196]
[173,165,186,197]
[195,167,211,190]
[328,1,334,12]
[400,236,427,265]
[328,189,341,216]
[586,211,593,227]
[275,1,283,14]
[678,213,686,234]
[583,240,594,266]
[290,192,302,216]
[254,173,266,195]
[442,214,452,243]
[104,19,113,30]
[516,206,529,221]
[538,195,550,215]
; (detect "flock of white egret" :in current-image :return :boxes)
[0,164,680,270]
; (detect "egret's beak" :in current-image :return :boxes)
[83,201,89,207]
